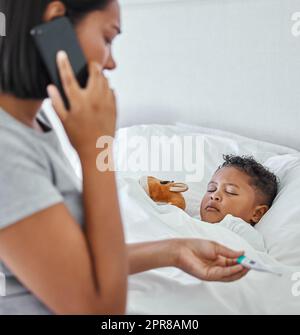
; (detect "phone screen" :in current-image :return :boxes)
[31,17,88,109]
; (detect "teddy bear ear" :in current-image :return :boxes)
[169,183,189,193]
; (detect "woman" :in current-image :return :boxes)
[0,0,248,315]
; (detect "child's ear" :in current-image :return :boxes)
[251,205,269,224]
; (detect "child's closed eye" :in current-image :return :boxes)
[225,191,238,196]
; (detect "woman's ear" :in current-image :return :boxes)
[43,1,67,22]
[251,205,269,224]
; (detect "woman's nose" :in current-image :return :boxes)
[104,54,117,71]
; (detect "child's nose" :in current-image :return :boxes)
[210,192,221,201]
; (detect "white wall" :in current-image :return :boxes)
[108,0,300,150]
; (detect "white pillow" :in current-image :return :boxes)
[256,154,300,266]
[114,124,300,266]
[114,123,296,214]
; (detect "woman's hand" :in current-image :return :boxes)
[47,50,117,155]
[173,239,249,282]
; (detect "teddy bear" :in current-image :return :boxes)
[139,176,189,210]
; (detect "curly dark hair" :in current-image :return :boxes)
[217,154,279,207]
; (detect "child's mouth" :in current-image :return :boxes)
[206,206,220,212]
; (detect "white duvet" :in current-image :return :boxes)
[118,177,300,315]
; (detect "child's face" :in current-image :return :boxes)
[200,167,269,224]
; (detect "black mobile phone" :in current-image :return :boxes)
[31,17,88,109]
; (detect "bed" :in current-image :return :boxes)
[43,0,300,314]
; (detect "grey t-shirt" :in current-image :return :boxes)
[0,107,84,314]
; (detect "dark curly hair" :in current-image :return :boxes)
[217,154,279,207]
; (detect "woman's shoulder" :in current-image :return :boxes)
[0,123,49,172]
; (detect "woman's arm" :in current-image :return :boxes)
[0,57,127,315]
[127,240,176,274]
[128,239,249,282]
[0,202,126,315]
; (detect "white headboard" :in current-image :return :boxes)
[108,0,300,150]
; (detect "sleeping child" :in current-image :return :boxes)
[139,155,279,251]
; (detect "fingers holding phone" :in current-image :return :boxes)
[47,51,117,154]
[56,50,80,104]
[31,17,117,153]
